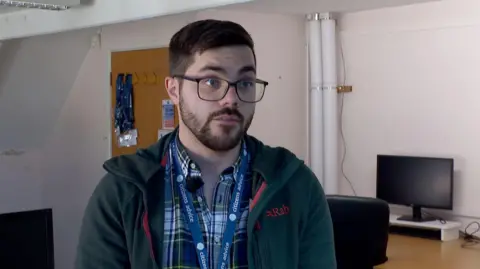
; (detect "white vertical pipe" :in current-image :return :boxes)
[304,19,311,167]
[307,14,324,185]
[321,13,339,194]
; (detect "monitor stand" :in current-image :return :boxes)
[397,206,435,222]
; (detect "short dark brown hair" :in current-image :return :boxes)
[168,19,256,75]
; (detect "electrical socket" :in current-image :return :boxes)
[337,86,353,93]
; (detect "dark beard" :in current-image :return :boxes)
[179,94,253,152]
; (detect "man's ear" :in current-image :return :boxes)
[165,76,180,105]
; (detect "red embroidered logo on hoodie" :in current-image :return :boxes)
[266,205,290,217]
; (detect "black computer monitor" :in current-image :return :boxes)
[376,155,454,222]
[0,208,54,269]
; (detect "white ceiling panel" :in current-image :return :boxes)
[0,0,442,16]
[7,0,81,5]
[0,0,82,13]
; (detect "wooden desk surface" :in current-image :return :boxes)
[376,234,480,269]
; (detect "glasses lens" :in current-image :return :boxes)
[237,81,265,103]
[198,78,229,101]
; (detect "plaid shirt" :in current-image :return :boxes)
[162,136,251,269]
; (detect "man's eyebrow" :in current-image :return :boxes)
[198,65,227,74]
[238,65,256,75]
[197,64,256,75]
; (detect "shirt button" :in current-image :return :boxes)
[190,163,196,169]
[197,196,203,203]
[214,235,221,244]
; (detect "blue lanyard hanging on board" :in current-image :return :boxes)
[169,139,250,269]
[123,74,134,131]
[114,73,134,134]
[114,74,126,133]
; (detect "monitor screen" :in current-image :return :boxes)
[376,155,453,210]
[0,208,54,269]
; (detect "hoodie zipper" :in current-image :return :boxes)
[252,180,285,269]
[249,181,270,269]
[142,211,157,264]
[249,182,267,211]
[250,181,267,269]
[141,153,168,268]
[248,166,298,269]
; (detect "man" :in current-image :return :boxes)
[75,19,336,269]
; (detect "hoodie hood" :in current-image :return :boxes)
[103,128,304,187]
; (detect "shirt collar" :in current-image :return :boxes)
[174,133,243,180]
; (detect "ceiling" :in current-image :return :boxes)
[222,0,441,14]
[0,0,440,16]
[0,0,80,13]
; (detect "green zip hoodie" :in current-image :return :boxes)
[75,130,336,269]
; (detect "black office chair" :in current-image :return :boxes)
[326,195,390,269]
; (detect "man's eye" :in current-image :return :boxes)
[238,81,255,89]
[202,78,222,88]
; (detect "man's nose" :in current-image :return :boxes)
[220,85,239,105]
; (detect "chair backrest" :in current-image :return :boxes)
[326,195,390,269]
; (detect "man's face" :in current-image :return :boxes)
[167,46,256,152]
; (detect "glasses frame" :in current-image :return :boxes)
[173,75,268,103]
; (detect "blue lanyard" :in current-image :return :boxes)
[169,139,249,269]
[114,74,125,132]
[124,74,134,130]
[114,73,134,133]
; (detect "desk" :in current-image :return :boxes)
[376,234,480,269]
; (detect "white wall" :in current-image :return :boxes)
[339,0,480,223]
[0,10,306,269]
[7,0,480,264]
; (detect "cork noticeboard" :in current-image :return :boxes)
[110,47,179,157]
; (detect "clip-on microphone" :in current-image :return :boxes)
[186,176,204,193]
